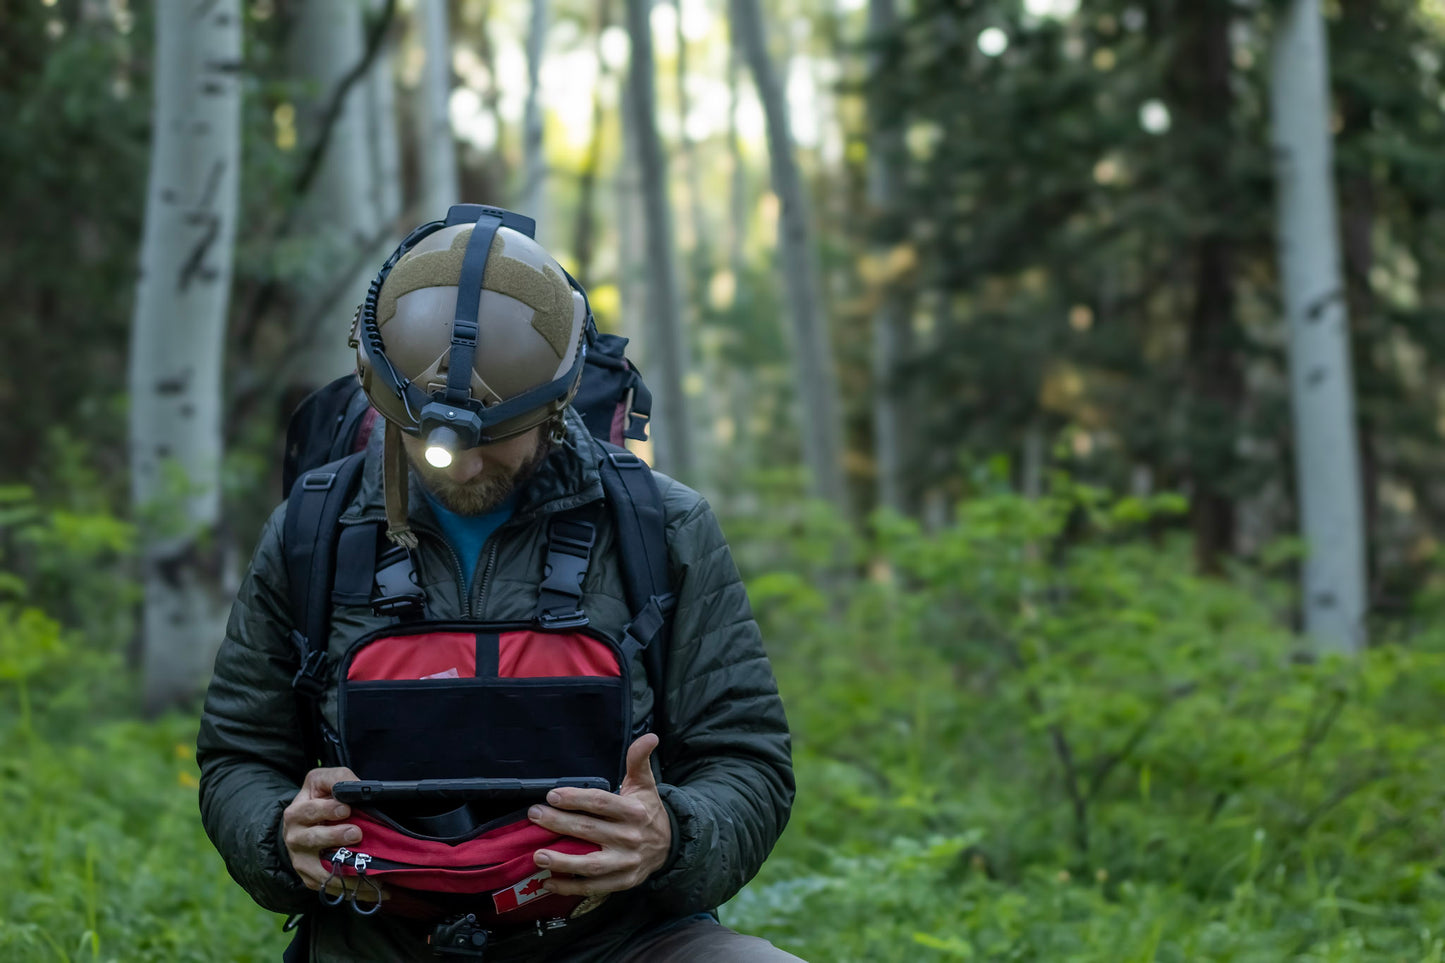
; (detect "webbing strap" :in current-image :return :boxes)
[332,524,378,606]
[597,445,675,746]
[623,371,652,442]
[283,452,367,765]
[445,212,502,406]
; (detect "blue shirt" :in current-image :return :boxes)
[421,491,516,592]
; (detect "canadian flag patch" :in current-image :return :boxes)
[492,870,552,913]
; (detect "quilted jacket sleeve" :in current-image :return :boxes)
[642,482,795,914]
[196,505,314,915]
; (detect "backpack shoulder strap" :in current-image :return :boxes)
[282,451,368,766]
[327,383,375,463]
[596,444,676,744]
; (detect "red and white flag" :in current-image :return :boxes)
[492,870,552,913]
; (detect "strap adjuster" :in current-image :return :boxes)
[606,450,644,470]
[302,471,337,491]
[536,608,590,629]
[292,647,330,698]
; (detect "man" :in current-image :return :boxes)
[197,208,799,960]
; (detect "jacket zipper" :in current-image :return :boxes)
[413,526,470,618]
[469,540,500,616]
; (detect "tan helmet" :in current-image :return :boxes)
[355,206,590,448]
[350,205,593,544]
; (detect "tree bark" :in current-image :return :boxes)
[730,0,848,509]
[867,0,909,515]
[1270,0,1369,652]
[129,0,242,713]
[624,0,694,479]
[289,0,379,386]
[573,0,615,290]
[418,0,459,217]
[522,0,549,234]
[1170,0,1244,575]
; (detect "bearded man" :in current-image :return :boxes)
[196,207,800,961]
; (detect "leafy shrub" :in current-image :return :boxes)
[724,479,1445,961]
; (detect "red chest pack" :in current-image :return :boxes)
[283,450,676,930]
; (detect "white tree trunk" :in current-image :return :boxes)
[1270,0,1367,653]
[418,0,459,217]
[290,0,376,385]
[867,0,908,515]
[616,81,647,349]
[730,0,847,509]
[625,0,694,479]
[522,0,549,234]
[365,0,403,233]
[129,0,242,712]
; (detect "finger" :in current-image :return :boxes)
[542,788,634,820]
[302,766,360,800]
[291,853,327,890]
[533,847,638,880]
[620,734,659,795]
[285,797,352,829]
[288,822,364,855]
[541,870,636,897]
[527,805,634,847]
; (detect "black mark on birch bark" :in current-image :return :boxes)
[156,369,192,395]
[1305,289,1343,322]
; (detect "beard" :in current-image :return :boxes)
[410,438,551,516]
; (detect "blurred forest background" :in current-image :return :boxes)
[6,0,1445,959]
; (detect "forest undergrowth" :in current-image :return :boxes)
[3,474,1445,961]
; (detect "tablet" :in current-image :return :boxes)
[331,776,612,806]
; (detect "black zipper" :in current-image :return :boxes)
[470,539,500,616]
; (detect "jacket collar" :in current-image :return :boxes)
[341,406,607,527]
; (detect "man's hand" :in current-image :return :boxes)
[529,734,671,896]
[282,767,386,903]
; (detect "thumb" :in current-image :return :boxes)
[620,733,660,795]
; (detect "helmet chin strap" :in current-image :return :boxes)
[383,421,418,549]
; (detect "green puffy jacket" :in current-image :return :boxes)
[196,411,794,961]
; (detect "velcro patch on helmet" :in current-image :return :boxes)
[376,229,573,360]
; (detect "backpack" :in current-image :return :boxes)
[278,333,676,927]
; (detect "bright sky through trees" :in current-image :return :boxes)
[978,27,1009,56]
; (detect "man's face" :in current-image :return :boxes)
[400,426,549,516]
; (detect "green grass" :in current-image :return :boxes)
[7,481,1445,961]
[0,714,286,962]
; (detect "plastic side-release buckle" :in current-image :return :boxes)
[372,544,425,619]
[429,914,490,957]
[536,519,595,629]
[291,641,330,698]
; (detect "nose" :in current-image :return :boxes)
[446,447,487,483]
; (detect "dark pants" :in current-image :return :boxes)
[616,918,806,962]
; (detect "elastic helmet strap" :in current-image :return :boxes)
[443,211,503,409]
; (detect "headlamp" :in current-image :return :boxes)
[418,402,484,470]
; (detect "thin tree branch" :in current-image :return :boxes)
[291,0,397,198]
[1085,682,1197,803]
[231,0,397,358]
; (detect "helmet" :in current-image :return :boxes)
[354,205,590,461]
[349,205,593,543]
